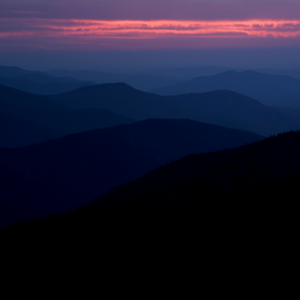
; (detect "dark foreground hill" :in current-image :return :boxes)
[0,114,64,147]
[0,105,133,147]
[51,83,300,136]
[153,71,300,107]
[1,102,134,137]
[0,119,262,227]
[2,131,299,242]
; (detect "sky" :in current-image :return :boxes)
[1,0,300,71]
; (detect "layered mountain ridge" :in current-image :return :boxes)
[153,70,300,107]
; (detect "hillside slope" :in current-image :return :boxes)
[0,84,66,110]
[0,119,263,227]
[1,102,135,136]
[0,114,64,147]
[2,131,300,245]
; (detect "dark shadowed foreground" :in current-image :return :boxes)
[0,119,262,227]
[1,131,299,244]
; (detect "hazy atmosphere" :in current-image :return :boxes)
[1,0,300,263]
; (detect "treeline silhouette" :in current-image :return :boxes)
[2,131,300,241]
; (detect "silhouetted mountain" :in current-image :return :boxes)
[0,84,66,110]
[0,119,263,227]
[146,66,300,81]
[169,90,300,136]
[0,114,64,147]
[145,66,243,80]
[0,66,39,78]
[256,68,300,80]
[152,71,300,106]
[13,73,89,85]
[50,83,300,136]
[50,83,185,118]
[0,66,92,84]
[0,76,97,95]
[2,131,300,243]
[0,66,96,95]
[48,69,180,91]
[0,84,135,146]
[2,103,135,138]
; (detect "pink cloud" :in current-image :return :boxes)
[2,18,300,37]
[1,17,300,51]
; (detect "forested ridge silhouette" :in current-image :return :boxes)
[2,131,300,240]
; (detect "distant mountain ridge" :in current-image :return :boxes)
[0,66,96,95]
[0,66,42,78]
[0,84,65,110]
[0,84,135,147]
[145,66,300,80]
[3,80,300,147]
[50,83,300,136]
[152,70,300,107]
[48,69,180,91]
[256,68,300,79]
[0,66,181,94]
[145,66,243,80]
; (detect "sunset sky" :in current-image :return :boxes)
[1,0,300,71]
